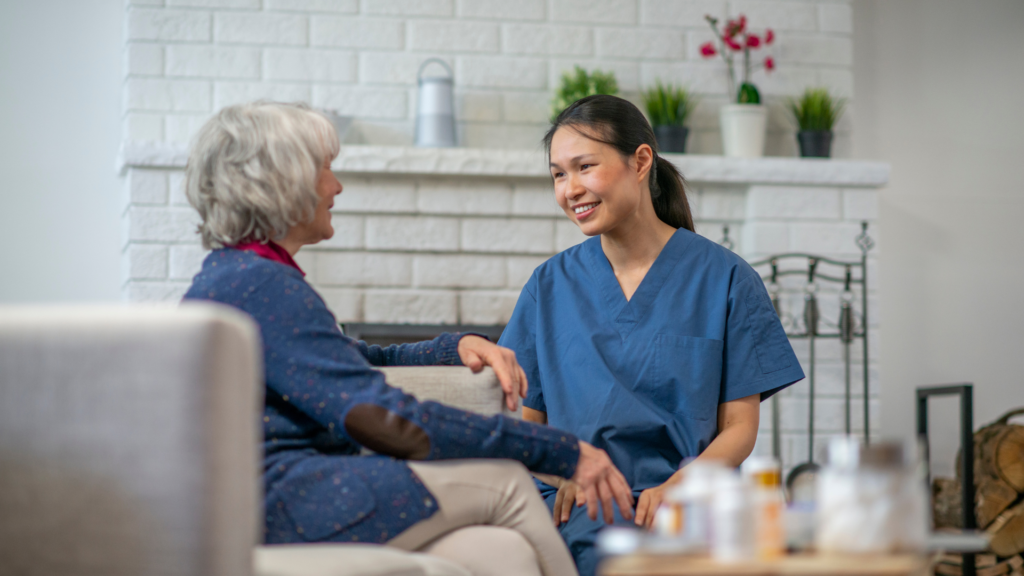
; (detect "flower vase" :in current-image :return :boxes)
[720,104,767,158]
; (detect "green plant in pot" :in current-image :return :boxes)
[642,81,698,153]
[551,65,618,122]
[789,88,846,158]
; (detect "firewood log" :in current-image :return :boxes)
[991,426,1024,492]
[945,408,1024,530]
[962,408,1024,491]
[935,477,965,529]
[979,475,1021,529]
[989,502,1024,558]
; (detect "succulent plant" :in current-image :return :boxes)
[551,66,619,122]
[789,88,846,131]
[641,81,699,127]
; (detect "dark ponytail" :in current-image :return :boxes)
[543,94,694,232]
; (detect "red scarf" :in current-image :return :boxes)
[233,240,305,276]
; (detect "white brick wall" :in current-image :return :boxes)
[120,0,869,474]
[122,0,854,152]
[121,162,881,476]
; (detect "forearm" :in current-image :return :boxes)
[694,419,758,468]
[357,332,466,367]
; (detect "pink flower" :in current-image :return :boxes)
[724,37,743,51]
[700,42,717,57]
[764,57,775,71]
[724,17,744,38]
[746,34,761,48]
[765,29,775,44]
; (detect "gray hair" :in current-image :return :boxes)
[184,101,340,249]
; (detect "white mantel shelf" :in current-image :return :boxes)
[119,141,889,187]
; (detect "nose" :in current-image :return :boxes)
[564,172,585,202]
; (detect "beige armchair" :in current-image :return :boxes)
[0,304,509,576]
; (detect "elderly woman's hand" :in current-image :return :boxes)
[457,335,527,411]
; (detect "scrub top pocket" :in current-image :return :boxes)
[651,334,723,421]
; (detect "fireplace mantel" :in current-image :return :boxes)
[119,141,889,187]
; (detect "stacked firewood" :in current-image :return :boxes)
[933,407,1024,572]
[934,553,1023,576]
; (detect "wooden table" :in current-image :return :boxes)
[600,553,931,576]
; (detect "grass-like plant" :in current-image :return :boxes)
[789,88,846,132]
[642,81,698,127]
[551,66,618,121]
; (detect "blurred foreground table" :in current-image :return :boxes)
[600,553,931,576]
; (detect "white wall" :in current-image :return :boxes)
[0,0,124,303]
[853,0,1024,475]
[120,0,855,155]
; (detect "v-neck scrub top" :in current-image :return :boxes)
[499,228,804,491]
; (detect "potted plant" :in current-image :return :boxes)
[642,80,698,153]
[789,88,845,158]
[701,14,776,157]
[551,65,618,122]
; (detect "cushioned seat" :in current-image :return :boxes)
[0,303,507,576]
[254,544,469,576]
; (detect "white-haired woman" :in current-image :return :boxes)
[181,102,633,576]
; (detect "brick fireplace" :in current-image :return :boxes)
[119,141,886,470]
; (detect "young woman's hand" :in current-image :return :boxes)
[634,481,672,530]
[553,479,586,526]
[571,441,634,524]
[456,335,528,411]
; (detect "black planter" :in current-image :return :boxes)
[797,130,833,158]
[654,125,689,154]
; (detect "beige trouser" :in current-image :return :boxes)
[387,460,579,576]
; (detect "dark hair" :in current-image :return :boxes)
[543,94,694,232]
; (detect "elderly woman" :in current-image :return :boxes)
[181,102,633,576]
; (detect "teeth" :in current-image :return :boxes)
[574,203,598,214]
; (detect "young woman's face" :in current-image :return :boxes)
[549,126,649,237]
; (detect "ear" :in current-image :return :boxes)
[633,143,654,184]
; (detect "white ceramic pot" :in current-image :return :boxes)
[720,104,767,158]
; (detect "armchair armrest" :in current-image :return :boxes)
[379,366,520,418]
[0,303,262,576]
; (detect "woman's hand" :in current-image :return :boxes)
[553,480,586,526]
[457,335,528,411]
[634,481,673,530]
[571,441,634,524]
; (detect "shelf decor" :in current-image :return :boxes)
[789,87,846,158]
[550,65,619,123]
[641,81,698,153]
[701,14,776,158]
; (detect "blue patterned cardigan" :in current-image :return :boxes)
[184,248,581,544]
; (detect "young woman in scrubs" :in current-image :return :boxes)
[498,95,804,576]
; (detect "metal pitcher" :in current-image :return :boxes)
[414,58,456,147]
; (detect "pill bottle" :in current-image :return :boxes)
[711,472,755,562]
[742,456,786,559]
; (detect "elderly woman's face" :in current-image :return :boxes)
[284,157,343,249]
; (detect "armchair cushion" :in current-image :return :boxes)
[0,304,262,576]
[378,366,520,418]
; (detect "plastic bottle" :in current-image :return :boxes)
[711,472,755,562]
[653,460,727,552]
[742,456,786,559]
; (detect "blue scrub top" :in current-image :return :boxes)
[499,228,804,490]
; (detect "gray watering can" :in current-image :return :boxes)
[414,58,456,147]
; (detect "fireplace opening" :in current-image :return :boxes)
[341,323,506,347]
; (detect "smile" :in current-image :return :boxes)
[573,202,599,219]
